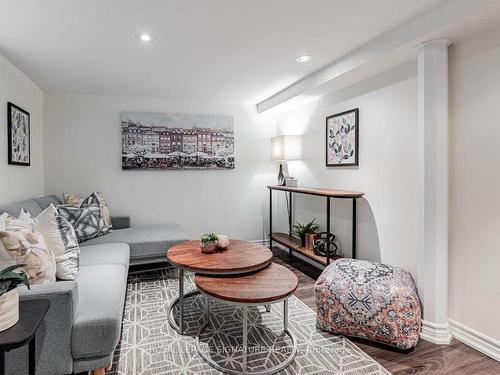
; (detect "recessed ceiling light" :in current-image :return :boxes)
[296,55,312,63]
[139,33,152,42]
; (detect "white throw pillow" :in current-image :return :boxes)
[0,214,8,264]
[18,209,35,228]
[34,204,80,280]
[1,211,32,231]
[0,214,6,231]
[0,212,33,265]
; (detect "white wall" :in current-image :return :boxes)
[274,25,500,346]
[449,27,500,341]
[43,94,276,240]
[0,54,44,205]
[276,63,419,278]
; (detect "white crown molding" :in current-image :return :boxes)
[449,319,500,362]
[421,320,452,345]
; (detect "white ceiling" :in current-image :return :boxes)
[0,0,444,103]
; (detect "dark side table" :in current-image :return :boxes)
[0,299,50,375]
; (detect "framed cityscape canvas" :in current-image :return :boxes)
[122,112,234,170]
[326,108,358,167]
[7,102,30,166]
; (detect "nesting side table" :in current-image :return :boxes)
[195,263,299,375]
[166,239,273,334]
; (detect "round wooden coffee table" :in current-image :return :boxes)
[166,239,273,334]
[195,263,298,375]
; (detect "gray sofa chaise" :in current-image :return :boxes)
[0,195,189,375]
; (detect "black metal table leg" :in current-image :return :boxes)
[352,198,357,259]
[0,350,5,375]
[29,335,35,375]
[269,189,273,250]
[289,191,293,260]
[326,196,331,265]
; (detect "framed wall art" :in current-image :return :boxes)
[7,102,30,166]
[121,111,234,170]
[326,108,358,167]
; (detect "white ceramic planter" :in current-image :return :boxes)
[0,288,19,332]
[217,235,230,249]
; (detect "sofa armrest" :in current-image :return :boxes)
[7,282,79,375]
[19,281,79,320]
[111,216,131,229]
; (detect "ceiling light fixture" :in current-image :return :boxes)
[139,33,152,42]
[296,55,312,63]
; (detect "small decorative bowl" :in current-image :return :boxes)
[200,240,217,254]
[217,235,230,250]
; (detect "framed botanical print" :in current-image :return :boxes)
[7,102,30,166]
[326,108,358,167]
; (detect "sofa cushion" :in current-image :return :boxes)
[79,243,129,268]
[0,199,42,217]
[33,195,63,210]
[80,224,189,261]
[72,264,128,359]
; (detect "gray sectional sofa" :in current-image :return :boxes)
[0,195,190,375]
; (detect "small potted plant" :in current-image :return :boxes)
[292,218,320,248]
[0,264,30,332]
[200,233,219,254]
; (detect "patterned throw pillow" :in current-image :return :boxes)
[0,227,56,285]
[63,191,113,230]
[57,205,110,243]
[34,204,80,280]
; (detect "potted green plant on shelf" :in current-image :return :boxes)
[0,264,30,332]
[200,233,219,254]
[292,218,320,248]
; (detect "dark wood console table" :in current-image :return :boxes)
[0,299,50,375]
[268,185,364,266]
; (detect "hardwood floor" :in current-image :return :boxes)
[272,249,500,375]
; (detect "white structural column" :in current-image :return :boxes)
[417,39,452,344]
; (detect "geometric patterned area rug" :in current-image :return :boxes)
[107,267,391,375]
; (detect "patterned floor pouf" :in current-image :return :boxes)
[314,258,421,350]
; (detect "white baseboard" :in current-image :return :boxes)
[421,320,452,345]
[449,319,500,362]
[255,240,499,362]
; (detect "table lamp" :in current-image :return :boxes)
[271,135,302,185]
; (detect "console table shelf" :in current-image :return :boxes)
[271,232,341,266]
[268,185,364,267]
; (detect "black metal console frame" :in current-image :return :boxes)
[269,186,359,266]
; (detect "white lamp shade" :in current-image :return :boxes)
[271,135,302,161]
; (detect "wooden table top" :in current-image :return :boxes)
[167,239,273,275]
[195,263,299,304]
[268,185,364,198]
